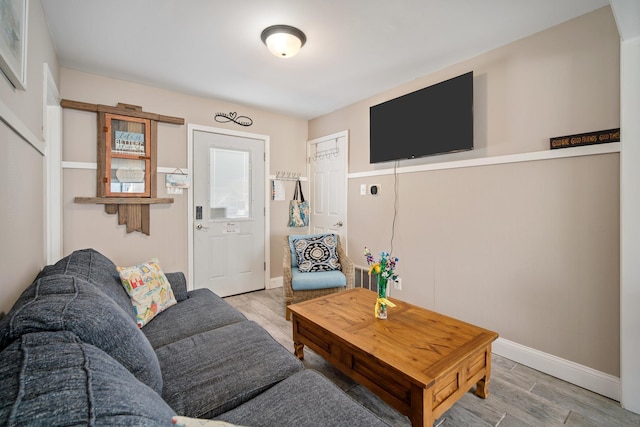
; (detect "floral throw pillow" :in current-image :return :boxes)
[293,234,341,273]
[118,258,177,328]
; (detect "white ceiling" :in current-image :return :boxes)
[41,0,610,120]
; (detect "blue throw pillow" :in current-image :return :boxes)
[293,234,341,273]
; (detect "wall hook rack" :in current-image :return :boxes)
[274,171,302,181]
[313,137,340,160]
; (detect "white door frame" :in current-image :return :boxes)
[43,63,63,264]
[187,123,270,291]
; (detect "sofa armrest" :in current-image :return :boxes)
[165,272,189,302]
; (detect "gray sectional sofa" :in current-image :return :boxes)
[0,248,388,426]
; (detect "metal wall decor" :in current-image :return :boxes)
[214,111,253,127]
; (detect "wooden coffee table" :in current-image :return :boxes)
[287,288,498,427]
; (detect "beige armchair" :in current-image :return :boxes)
[283,235,354,320]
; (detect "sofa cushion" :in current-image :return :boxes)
[142,288,246,349]
[0,331,175,426]
[37,248,136,321]
[291,268,346,290]
[118,258,177,328]
[0,274,163,394]
[156,320,304,418]
[293,234,341,272]
[215,370,389,427]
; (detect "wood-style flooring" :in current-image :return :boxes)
[224,288,640,426]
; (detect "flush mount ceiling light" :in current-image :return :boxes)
[261,25,307,58]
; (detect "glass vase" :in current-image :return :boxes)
[376,277,388,319]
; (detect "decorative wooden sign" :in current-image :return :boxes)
[62,100,185,235]
[550,128,620,150]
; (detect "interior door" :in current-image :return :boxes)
[308,130,348,243]
[193,129,265,297]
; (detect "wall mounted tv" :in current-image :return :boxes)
[369,71,473,164]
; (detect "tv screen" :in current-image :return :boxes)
[369,71,473,164]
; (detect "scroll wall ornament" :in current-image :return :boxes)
[214,111,253,127]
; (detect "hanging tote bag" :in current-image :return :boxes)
[288,180,309,227]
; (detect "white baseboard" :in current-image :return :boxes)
[268,276,283,290]
[493,338,620,401]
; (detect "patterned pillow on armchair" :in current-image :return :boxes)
[293,234,341,273]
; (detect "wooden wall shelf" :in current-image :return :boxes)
[63,100,184,236]
[74,197,174,205]
[74,197,174,236]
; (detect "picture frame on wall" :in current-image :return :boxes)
[0,0,28,90]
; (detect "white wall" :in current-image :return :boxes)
[610,0,640,414]
[619,36,640,414]
[617,21,640,419]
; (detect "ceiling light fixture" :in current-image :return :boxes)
[261,25,306,58]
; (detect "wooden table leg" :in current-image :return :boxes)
[294,341,305,360]
[474,377,489,398]
[291,314,305,359]
[474,346,492,399]
[410,383,431,427]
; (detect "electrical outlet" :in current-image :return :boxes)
[360,184,367,195]
[370,184,381,195]
[393,277,402,290]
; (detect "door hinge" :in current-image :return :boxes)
[264,262,266,271]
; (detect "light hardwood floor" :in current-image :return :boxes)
[224,288,640,426]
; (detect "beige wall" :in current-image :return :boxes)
[0,2,622,379]
[0,1,59,315]
[310,7,621,376]
[0,123,45,314]
[60,68,307,279]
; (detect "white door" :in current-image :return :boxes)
[192,129,266,297]
[308,130,348,243]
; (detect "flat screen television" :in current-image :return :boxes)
[369,71,473,164]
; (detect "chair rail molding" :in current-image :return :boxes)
[348,143,620,179]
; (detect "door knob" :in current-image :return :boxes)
[333,221,343,227]
[195,223,209,230]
